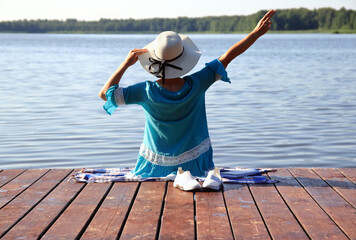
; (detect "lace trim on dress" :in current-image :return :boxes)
[114,87,126,105]
[139,138,211,166]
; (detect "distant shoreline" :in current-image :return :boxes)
[0,30,355,34]
[1,8,355,34]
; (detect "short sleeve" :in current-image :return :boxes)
[205,59,230,84]
[189,59,230,91]
[103,85,123,115]
[103,82,147,115]
[122,82,147,105]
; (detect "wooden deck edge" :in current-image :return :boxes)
[0,168,355,239]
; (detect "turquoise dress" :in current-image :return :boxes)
[104,59,230,177]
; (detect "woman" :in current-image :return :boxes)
[99,10,276,179]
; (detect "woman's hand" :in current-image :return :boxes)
[124,48,148,67]
[99,48,148,101]
[253,10,276,37]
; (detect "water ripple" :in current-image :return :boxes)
[0,33,355,169]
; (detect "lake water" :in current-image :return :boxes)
[0,33,355,169]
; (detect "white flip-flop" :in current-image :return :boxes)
[202,167,222,190]
[173,167,201,191]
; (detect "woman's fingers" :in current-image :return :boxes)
[262,10,276,22]
[124,49,146,66]
[268,10,276,19]
[131,48,148,55]
[254,10,275,36]
[261,11,275,29]
[126,49,148,63]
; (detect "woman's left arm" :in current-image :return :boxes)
[219,10,276,69]
[99,48,148,101]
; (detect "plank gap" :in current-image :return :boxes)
[287,169,351,239]
[37,182,87,239]
[0,169,27,188]
[75,182,115,240]
[0,169,75,239]
[193,192,197,240]
[247,183,273,240]
[311,168,338,190]
[311,168,355,209]
[116,182,141,240]
[337,169,356,185]
[221,185,236,240]
[155,181,168,240]
[267,171,312,240]
[338,168,356,184]
[0,169,50,211]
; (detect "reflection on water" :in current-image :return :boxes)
[0,33,355,169]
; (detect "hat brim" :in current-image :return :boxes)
[138,34,201,79]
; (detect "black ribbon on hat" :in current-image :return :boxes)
[148,48,184,85]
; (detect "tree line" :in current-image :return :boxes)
[0,7,355,33]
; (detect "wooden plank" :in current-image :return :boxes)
[196,190,233,240]
[159,183,195,240]
[338,168,356,184]
[0,169,49,208]
[269,168,348,240]
[0,169,72,237]
[41,182,112,239]
[289,168,356,239]
[0,169,26,187]
[3,170,84,239]
[120,182,167,240]
[313,168,356,208]
[223,183,270,240]
[249,179,309,239]
[81,182,139,240]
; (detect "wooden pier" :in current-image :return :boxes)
[0,168,355,239]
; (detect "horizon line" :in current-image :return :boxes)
[0,6,353,22]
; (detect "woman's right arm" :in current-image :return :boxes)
[99,48,148,101]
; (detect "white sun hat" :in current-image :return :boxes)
[138,31,201,81]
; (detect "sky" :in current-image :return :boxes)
[0,0,356,21]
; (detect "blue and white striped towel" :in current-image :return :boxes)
[69,167,278,184]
